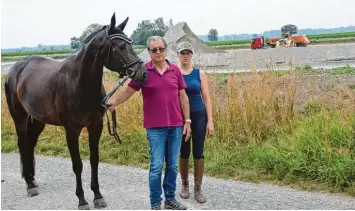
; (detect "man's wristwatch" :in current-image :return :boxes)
[184,119,192,123]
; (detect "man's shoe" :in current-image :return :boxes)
[151,205,161,210]
[164,199,187,210]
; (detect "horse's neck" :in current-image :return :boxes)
[75,45,104,96]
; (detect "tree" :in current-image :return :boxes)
[70,36,82,49]
[154,17,168,31]
[79,23,103,42]
[130,17,171,45]
[208,29,218,41]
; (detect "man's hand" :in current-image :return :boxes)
[183,122,191,141]
[105,85,137,112]
[106,98,117,112]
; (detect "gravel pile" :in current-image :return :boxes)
[138,22,229,66]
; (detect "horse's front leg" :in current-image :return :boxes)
[65,126,89,210]
[87,121,107,208]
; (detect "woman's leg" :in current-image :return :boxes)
[179,132,191,199]
[191,110,207,203]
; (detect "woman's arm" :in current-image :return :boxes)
[200,70,213,124]
[179,89,191,141]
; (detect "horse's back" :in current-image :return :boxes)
[6,56,31,87]
[7,55,61,80]
[6,55,62,98]
[18,55,62,74]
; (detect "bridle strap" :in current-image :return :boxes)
[109,34,133,44]
[104,30,143,78]
[100,27,143,144]
[101,76,129,144]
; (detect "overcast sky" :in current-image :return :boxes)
[1,0,354,48]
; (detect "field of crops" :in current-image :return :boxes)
[1,48,144,62]
[1,32,355,61]
[1,49,74,57]
[2,46,145,57]
[205,31,355,46]
[307,32,355,39]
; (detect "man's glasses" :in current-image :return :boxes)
[148,47,166,53]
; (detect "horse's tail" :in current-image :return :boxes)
[5,58,30,115]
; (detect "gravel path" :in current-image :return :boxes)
[2,153,355,210]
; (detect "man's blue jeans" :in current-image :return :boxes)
[146,126,183,207]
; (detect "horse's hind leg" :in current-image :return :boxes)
[26,118,45,189]
[13,114,41,196]
[6,93,39,196]
[65,126,89,210]
[87,122,107,208]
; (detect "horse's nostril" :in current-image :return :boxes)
[143,72,148,78]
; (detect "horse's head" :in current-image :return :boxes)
[98,13,148,85]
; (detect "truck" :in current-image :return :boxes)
[250,24,310,49]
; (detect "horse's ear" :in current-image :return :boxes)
[118,17,129,31]
[109,12,116,33]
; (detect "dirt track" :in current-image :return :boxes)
[190,43,355,71]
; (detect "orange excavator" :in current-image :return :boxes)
[251,24,310,49]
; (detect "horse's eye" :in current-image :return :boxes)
[118,43,126,50]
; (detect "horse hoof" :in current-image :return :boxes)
[27,187,39,197]
[94,198,107,208]
[78,204,90,210]
[32,180,38,187]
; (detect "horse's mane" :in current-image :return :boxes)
[71,26,106,55]
[83,26,106,44]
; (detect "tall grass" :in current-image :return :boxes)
[203,68,355,195]
[1,67,355,196]
[209,70,297,144]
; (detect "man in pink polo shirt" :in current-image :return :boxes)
[107,35,191,210]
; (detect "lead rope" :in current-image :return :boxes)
[101,76,129,144]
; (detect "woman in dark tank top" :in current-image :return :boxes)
[176,41,214,203]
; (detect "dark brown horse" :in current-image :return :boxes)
[4,13,148,209]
